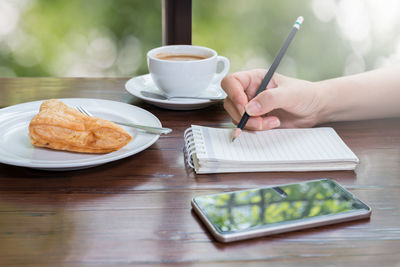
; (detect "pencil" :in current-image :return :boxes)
[232,16,304,142]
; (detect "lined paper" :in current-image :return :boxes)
[191,125,358,163]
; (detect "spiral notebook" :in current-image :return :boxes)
[184,125,359,174]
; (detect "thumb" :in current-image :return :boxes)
[245,88,287,116]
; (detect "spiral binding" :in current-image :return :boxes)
[183,126,207,169]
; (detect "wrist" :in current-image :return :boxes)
[313,80,337,125]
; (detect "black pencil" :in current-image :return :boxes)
[232,16,304,142]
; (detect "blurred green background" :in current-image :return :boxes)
[0,0,399,81]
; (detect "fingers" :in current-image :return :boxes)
[232,115,281,131]
[222,70,289,131]
[225,96,281,130]
[223,97,243,122]
[224,98,258,129]
[260,116,281,130]
[221,73,249,114]
[245,87,289,116]
[222,70,282,116]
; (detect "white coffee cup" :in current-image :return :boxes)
[147,45,230,97]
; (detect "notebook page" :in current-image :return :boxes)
[191,125,358,163]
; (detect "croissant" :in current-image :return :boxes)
[29,99,132,153]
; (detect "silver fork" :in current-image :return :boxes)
[76,106,172,135]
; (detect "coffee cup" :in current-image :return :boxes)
[147,45,230,97]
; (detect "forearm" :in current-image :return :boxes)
[317,65,400,123]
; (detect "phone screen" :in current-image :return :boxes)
[193,179,370,234]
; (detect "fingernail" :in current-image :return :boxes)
[269,119,280,128]
[236,104,244,115]
[259,121,263,130]
[245,101,261,116]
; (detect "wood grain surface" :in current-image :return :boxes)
[0,78,399,266]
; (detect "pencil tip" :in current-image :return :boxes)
[231,128,242,143]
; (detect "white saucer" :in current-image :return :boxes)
[125,74,226,110]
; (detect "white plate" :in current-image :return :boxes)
[0,98,161,171]
[125,74,226,110]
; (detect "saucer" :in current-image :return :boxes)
[125,74,226,110]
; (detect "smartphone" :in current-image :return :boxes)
[191,178,371,243]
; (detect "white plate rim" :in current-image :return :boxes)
[0,98,161,170]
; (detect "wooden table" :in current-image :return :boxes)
[0,78,399,266]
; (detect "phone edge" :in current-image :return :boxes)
[191,178,372,243]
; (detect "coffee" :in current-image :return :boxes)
[156,53,208,61]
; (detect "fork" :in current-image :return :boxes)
[76,106,172,135]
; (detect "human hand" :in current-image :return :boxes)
[221,69,324,130]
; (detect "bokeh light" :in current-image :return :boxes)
[0,0,399,79]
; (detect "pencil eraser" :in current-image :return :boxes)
[296,16,304,25]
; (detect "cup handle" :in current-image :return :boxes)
[211,56,230,84]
